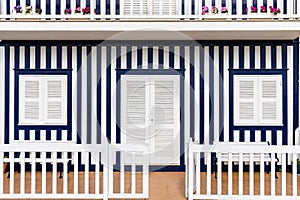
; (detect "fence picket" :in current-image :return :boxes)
[260,153,264,196]
[249,153,254,195]
[52,152,57,194]
[206,153,211,195]
[292,153,297,196]
[63,151,68,194]
[238,152,243,195]
[0,152,3,194]
[281,153,286,196]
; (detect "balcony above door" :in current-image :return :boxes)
[1,0,300,40]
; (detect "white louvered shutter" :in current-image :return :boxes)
[152,78,180,165]
[152,0,176,15]
[234,76,258,125]
[122,78,148,145]
[22,79,41,122]
[123,0,148,15]
[259,76,282,125]
[46,77,67,124]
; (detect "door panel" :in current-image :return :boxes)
[121,75,180,165]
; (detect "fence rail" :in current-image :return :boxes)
[0,143,149,199]
[187,141,300,200]
[0,0,299,20]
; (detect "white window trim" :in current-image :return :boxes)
[234,75,283,126]
[19,75,67,125]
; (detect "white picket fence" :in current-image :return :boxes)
[0,0,299,20]
[0,142,149,199]
[187,141,300,200]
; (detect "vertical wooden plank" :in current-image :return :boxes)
[238,152,243,195]
[72,46,77,143]
[71,0,76,14]
[292,153,297,196]
[223,46,229,142]
[52,152,57,194]
[9,47,14,144]
[217,152,222,195]
[119,0,124,15]
[260,153,264,196]
[0,46,4,145]
[206,153,211,195]
[228,152,232,195]
[9,151,14,194]
[249,153,254,195]
[63,151,68,194]
[271,153,275,196]
[42,152,46,194]
[281,153,286,196]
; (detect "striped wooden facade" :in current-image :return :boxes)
[0,40,298,170]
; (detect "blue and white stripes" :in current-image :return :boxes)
[0,40,298,169]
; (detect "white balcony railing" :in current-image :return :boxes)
[0,0,299,21]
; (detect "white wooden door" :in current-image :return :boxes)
[121,75,180,165]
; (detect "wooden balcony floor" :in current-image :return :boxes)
[2,171,300,199]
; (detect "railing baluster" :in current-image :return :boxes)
[0,152,3,194]
[95,152,100,194]
[196,152,201,194]
[71,0,76,15]
[249,153,254,195]
[50,0,56,17]
[20,0,26,13]
[74,152,79,194]
[31,152,36,194]
[143,150,149,197]
[1,0,7,16]
[52,152,57,194]
[188,149,194,199]
[63,151,68,194]
[10,1,14,14]
[206,152,211,195]
[260,153,264,196]
[228,152,232,196]
[292,153,297,196]
[131,152,136,194]
[176,0,181,15]
[198,0,202,19]
[101,0,106,15]
[120,151,125,194]
[9,151,14,194]
[217,152,221,195]
[31,0,36,14]
[238,152,243,195]
[40,0,46,17]
[271,153,275,196]
[20,152,25,195]
[60,0,65,16]
[281,153,286,196]
[257,0,263,14]
[85,151,89,194]
[42,151,46,194]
